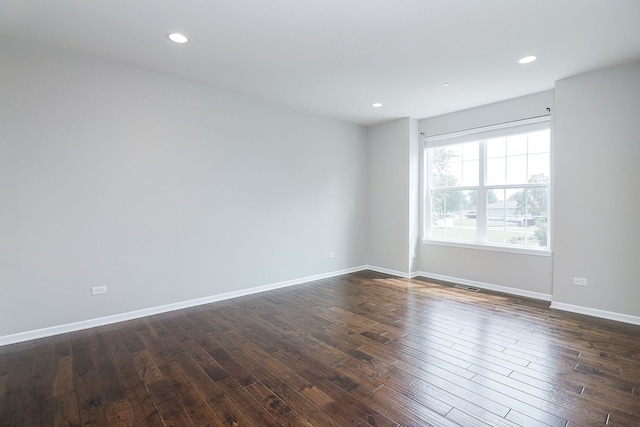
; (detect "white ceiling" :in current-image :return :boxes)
[1,0,639,125]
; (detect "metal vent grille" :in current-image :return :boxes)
[453,284,481,292]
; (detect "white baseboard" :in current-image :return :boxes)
[5,266,637,346]
[0,265,368,346]
[366,265,417,279]
[416,271,553,301]
[365,267,552,301]
[550,302,640,326]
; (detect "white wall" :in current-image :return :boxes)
[418,91,555,297]
[552,61,640,317]
[367,118,415,275]
[0,36,368,337]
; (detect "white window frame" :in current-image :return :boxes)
[422,116,552,256]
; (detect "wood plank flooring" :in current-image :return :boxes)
[1,270,639,426]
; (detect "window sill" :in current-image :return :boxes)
[421,239,552,257]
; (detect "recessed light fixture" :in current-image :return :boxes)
[519,55,537,64]
[168,33,189,44]
[442,83,451,87]
[372,102,383,108]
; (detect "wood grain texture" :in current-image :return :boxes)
[1,270,639,426]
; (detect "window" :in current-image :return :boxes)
[424,117,551,251]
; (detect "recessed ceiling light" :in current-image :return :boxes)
[519,55,537,64]
[168,33,189,44]
[442,83,451,87]
[372,102,383,108]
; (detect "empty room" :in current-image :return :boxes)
[1,1,640,426]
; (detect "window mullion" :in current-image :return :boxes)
[476,141,488,242]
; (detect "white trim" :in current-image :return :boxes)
[366,265,414,279]
[408,271,421,279]
[422,239,552,257]
[417,271,553,301]
[550,302,640,326]
[0,266,368,346]
[425,115,550,147]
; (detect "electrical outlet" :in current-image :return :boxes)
[91,286,107,295]
[573,278,587,286]
[328,252,335,258]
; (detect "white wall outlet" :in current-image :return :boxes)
[91,286,107,295]
[411,252,417,259]
[573,278,587,286]
[328,252,335,258]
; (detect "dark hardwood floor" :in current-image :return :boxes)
[1,271,639,426]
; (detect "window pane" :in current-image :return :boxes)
[487,137,506,158]
[519,187,549,248]
[528,130,550,153]
[460,141,479,185]
[488,188,521,244]
[488,188,506,221]
[487,187,548,247]
[488,130,550,186]
[506,155,527,184]
[448,144,462,159]
[458,190,477,242]
[507,134,527,155]
[446,161,462,186]
[445,145,463,188]
[462,161,479,186]
[488,188,507,244]
[430,147,450,187]
[430,143,478,188]
[527,153,550,182]
[463,141,479,160]
[486,157,505,185]
[431,190,476,242]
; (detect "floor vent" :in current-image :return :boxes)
[453,284,481,292]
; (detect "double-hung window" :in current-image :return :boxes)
[424,116,551,252]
